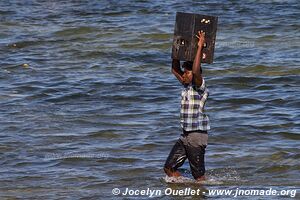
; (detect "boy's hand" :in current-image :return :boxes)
[196,31,205,47]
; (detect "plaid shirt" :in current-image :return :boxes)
[180,79,210,131]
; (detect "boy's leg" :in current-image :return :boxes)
[184,132,208,180]
[187,144,206,179]
[164,138,187,177]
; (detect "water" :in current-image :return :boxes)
[0,0,299,199]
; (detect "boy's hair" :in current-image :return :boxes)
[182,61,193,71]
[182,61,202,74]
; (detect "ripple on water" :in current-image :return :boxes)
[88,130,122,139]
[162,168,240,185]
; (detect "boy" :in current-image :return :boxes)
[164,31,209,181]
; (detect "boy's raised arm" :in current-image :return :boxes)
[192,31,205,86]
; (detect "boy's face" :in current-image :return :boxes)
[183,69,193,84]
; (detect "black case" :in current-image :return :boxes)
[172,12,218,64]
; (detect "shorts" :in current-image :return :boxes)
[164,130,208,179]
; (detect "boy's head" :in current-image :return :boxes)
[182,61,193,71]
[182,61,203,84]
[182,61,193,84]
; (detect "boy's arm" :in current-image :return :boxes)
[171,59,184,84]
[192,31,205,86]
